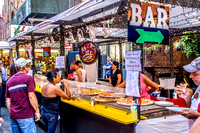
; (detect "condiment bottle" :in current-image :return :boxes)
[91,97,95,107]
[173,89,177,99]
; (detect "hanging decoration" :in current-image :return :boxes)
[69,31,76,43]
[87,25,96,41]
[77,28,85,42]
[102,20,110,38]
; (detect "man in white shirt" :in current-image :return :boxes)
[176,57,200,128]
[0,61,7,107]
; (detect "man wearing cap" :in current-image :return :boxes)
[5,58,40,133]
[0,61,7,107]
[176,57,200,128]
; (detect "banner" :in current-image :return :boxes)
[43,47,51,57]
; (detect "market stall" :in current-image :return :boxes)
[7,0,200,133]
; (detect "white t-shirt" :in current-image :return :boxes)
[189,86,200,128]
[74,68,87,82]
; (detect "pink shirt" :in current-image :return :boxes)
[140,74,150,99]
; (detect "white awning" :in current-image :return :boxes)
[0,41,16,49]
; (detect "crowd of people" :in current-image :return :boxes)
[1,56,200,133]
[0,58,72,133]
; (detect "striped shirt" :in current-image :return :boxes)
[6,73,35,119]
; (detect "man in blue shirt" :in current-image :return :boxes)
[103,56,112,79]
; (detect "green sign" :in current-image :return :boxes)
[135,29,164,44]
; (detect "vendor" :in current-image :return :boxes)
[74,60,87,82]
[176,57,200,128]
[116,73,159,99]
[109,61,122,87]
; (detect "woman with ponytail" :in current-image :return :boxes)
[41,70,71,133]
[74,60,87,82]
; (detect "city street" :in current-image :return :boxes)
[0,107,45,133]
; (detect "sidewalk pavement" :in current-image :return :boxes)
[0,107,45,133]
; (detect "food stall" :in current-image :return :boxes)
[7,0,200,132]
[34,77,189,133]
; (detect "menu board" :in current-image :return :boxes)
[126,71,140,97]
[125,50,141,97]
[55,56,65,68]
[125,51,141,71]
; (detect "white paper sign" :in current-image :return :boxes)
[59,70,63,77]
[55,56,65,68]
[125,51,141,71]
[28,70,33,77]
[126,71,140,97]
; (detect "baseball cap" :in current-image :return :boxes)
[15,58,31,67]
[183,57,200,72]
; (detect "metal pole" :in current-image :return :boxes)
[170,36,174,78]
[60,25,66,78]
[119,40,123,76]
[16,42,19,58]
[31,35,35,76]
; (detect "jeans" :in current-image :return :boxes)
[41,111,58,133]
[0,86,2,115]
[10,117,36,133]
[1,84,6,107]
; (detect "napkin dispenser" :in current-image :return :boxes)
[159,78,175,98]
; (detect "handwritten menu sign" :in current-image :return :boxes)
[125,51,141,71]
[55,56,65,68]
[126,71,140,97]
[79,41,98,64]
[125,50,141,97]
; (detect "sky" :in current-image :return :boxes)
[0,0,4,16]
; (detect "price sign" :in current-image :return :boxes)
[55,56,65,68]
[125,51,141,71]
[79,41,98,64]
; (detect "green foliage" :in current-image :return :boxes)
[144,46,154,51]
[153,44,162,49]
[181,31,199,57]
[173,41,184,49]
[165,45,170,50]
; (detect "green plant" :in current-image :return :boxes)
[165,45,170,50]
[144,46,154,51]
[153,44,162,49]
[173,41,183,49]
[181,31,199,57]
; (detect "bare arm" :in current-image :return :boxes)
[116,80,126,88]
[6,98,11,112]
[143,75,159,94]
[55,79,71,100]
[76,70,82,82]
[116,74,122,86]
[85,73,87,82]
[109,77,111,84]
[28,92,40,121]
[190,116,200,133]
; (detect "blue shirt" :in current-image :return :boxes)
[104,62,112,77]
[1,66,7,81]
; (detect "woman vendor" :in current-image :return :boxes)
[116,73,159,99]
[109,61,122,87]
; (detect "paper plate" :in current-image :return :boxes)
[155,101,174,107]
[165,107,189,112]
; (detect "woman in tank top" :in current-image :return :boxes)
[74,60,87,82]
[116,73,159,99]
[41,70,71,133]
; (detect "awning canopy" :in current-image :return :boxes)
[7,0,200,43]
[0,41,16,49]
